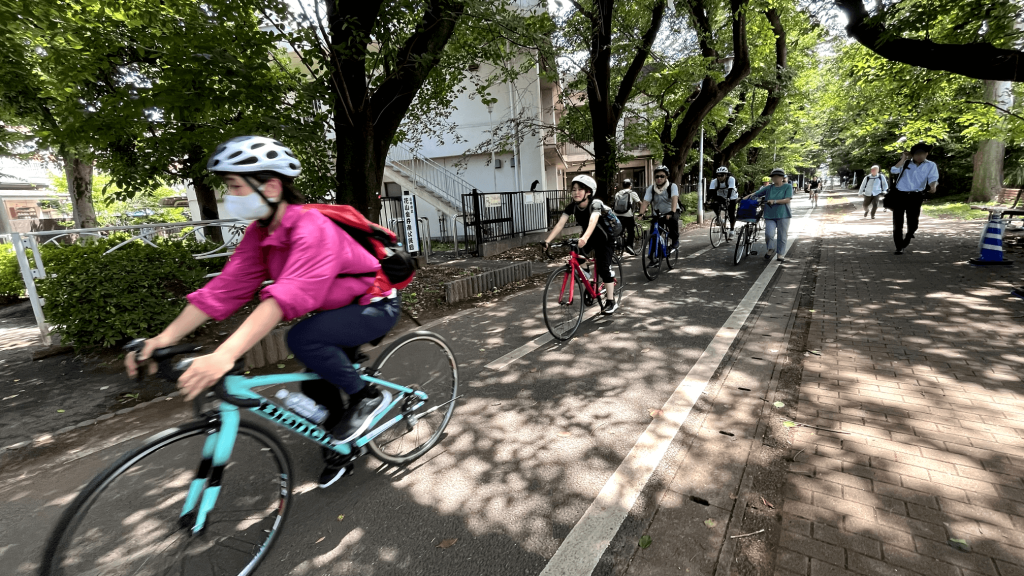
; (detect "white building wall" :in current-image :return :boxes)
[413,60,551,194]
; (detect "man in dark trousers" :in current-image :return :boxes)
[890,142,939,255]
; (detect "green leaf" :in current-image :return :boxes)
[638,534,652,549]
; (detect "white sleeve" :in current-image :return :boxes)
[643,187,653,202]
[670,184,679,197]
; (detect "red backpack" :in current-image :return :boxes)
[303,204,417,291]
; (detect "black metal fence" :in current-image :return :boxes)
[460,189,571,253]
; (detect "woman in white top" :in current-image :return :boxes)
[858,165,889,219]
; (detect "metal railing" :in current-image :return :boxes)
[460,189,570,253]
[385,143,478,209]
[8,219,248,346]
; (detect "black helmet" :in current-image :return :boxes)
[769,168,785,177]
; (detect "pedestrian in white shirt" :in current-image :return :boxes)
[889,142,939,255]
[858,165,888,219]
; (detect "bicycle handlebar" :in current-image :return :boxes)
[124,338,259,409]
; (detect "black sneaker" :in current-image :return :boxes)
[318,457,349,489]
[332,390,388,443]
[602,301,618,315]
[895,249,904,255]
[625,246,636,256]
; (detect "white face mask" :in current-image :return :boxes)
[223,193,273,220]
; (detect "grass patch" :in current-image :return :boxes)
[922,193,993,220]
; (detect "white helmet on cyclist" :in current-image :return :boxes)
[207,136,301,178]
[716,166,729,175]
[570,174,597,196]
[770,168,786,178]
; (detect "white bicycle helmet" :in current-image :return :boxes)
[207,136,301,178]
[571,174,597,194]
[716,166,729,175]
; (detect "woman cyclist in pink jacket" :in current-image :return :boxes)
[125,136,400,488]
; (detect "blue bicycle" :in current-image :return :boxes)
[40,331,459,576]
[641,211,679,280]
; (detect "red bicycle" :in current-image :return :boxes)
[542,239,624,340]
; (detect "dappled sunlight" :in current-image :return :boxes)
[780,210,1024,575]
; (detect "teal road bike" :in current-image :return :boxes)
[40,331,460,576]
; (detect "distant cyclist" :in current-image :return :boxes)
[708,166,738,240]
[808,177,821,202]
[613,179,641,255]
[543,175,619,314]
[638,165,680,252]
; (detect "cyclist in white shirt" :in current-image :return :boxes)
[638,165,680,252]
[708,166,738,240]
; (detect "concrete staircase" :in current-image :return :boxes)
[384,143,477,217]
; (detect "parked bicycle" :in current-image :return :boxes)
[733,197,767,265]
[41,334,460,576]
[543,239,624,340]
[641,211,678,280]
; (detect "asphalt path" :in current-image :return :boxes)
[0,196,819,576]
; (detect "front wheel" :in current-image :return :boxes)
[665,228,679,270]
[542,267,585,340]
[734,225,748,265]
[641,230,662,280]
[40,420,293,576]
[367,331,459,465]
[710,216,725,248]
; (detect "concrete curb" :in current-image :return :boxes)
[443,261,533,304]
[0,391,183,460]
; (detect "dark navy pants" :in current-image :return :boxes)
[288,297,400,396]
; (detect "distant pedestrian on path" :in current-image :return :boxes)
[858,165,888,219]
[889,142,939,255]
[744,168,793,262]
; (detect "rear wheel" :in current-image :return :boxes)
[641,230,662,280]
[542,267,585,340]
[709,216,726,247]
[734,225,748,265]
[367,331,459,465]
[664,227,678,270]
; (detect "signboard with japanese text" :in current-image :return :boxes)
[401,191,420,253]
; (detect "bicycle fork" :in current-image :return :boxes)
[179,406,245,536]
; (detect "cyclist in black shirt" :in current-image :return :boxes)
[543,175,618,314]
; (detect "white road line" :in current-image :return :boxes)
[685,244,714,259]
[485,290,637,372]
[539,207,817,576]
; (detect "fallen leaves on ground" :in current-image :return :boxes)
[704,518,717,528]
[648,408,664,418]
[639,535,652,549]
[437,538,458,549]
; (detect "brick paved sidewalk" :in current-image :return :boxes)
[777,213,1024,576]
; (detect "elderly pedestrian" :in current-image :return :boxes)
[889,142,939,254]
[744,168,793,262]
[858,165,888,219]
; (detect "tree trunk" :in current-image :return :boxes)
[191,178,224,243]
[661,0,751,186]
[63,156,97,229]
[969,79,1011,202]
[334,112,380,221]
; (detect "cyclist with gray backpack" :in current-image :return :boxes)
[638,165,681,252]
[613,179,641,255]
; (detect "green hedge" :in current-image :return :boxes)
[0,244,25,300]
[36,236,224,349]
